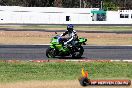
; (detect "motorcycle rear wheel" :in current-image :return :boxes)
[46,47,56,58]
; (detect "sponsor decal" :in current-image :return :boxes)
[79,68,131,86]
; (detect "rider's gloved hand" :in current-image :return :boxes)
[60,34,63,37]
[64,42,67,46]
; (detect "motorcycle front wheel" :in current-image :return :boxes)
[72,46,84,58]
[46,47,56,58]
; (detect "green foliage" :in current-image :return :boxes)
[103,1,118,10]
[62,0,79,8]
[0,0,132,9]
[0,61,131,83]
[0,0,54,7]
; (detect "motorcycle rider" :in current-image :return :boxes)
[59,24,78,51]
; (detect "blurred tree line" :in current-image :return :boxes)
[0,0,132,10]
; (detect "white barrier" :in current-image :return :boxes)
[0,6,132,24]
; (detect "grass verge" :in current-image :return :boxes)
[0,61,131,83]
[0,31,132,45]
[1,25,132,31]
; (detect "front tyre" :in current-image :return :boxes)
[46,47,56,58]
[72,46,84,58]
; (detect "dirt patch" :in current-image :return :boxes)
[0,80,131,88]
[0,31,132,45]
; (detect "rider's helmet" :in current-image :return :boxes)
[67,24,74,32]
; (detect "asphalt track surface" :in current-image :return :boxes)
[0,28,131,60]
[0,45,132,60]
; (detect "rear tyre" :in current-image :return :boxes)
[72,46,84,58]
[46,47,56,58]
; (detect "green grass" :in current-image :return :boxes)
[0,25,132,31]
[0,61,131,83]
[75,26,132,31]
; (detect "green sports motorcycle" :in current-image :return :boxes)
[46,35,87,58]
